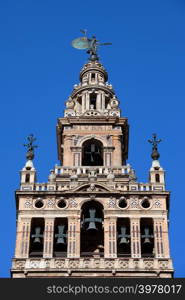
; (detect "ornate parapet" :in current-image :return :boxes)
[11,257,173,277]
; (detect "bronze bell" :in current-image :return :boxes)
[142,227,153,244]
[55,225,67,245]
[118,226,130,245]
[87,220,97,231]
[83,208,102,231]
[31,226,43,244]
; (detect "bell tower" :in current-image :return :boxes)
[11,34,174,278]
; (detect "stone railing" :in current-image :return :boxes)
[54,165,132,176]
[12,257,173,272]
[20,182,164,192]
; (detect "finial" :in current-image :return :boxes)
[23,134,38,161]
[148,133,162,160]
[71,30,112,61]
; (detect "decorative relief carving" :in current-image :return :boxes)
[105,260,114,269]
[119,260,129,269]
[24,199,32,208]
[154,200,161,208]
[68,198,78,208]
[159,260,168,270]
[15,260,25,269]
[68,260,79,268]
[130,198,138,208]
[47,198,55,208]
[55,260,65,269]
[30,260,40,269]
[144,260,154,270]
[108,197,116,208]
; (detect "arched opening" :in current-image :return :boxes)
[53,218,68,257]
[29,218,44,257]
[90,93,97,109]
[82,139,103,166]
[141,218,154,257]
[117,218,131,257]
[25,174,30,183]
[80,200,104,257]
[155,174,160,183]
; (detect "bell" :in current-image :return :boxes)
[32,226,43,244]
[142,227,153,244]
[118,226,130,245]
[56,237,65,245]
[83,208,102,231]
[87,221,97,231]
[119,237,129,245]
[143,237,151,244]
[55,225,67,245]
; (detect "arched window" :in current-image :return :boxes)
[155,174,160,183]
[25,174,30,183]
[29,218,44,257]
[140,218,154,257]
[80,200,104,257]
[53,218,68,257]
[117,218,131,257]
[90,93,97,109]
[82,139,103,166]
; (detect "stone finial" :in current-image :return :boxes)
[148,133,162,160]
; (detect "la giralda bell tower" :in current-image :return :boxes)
[11,34,174,278]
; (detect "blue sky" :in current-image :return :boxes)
[0,0,185,277]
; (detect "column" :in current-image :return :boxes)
[15,217,31,258]
[67,217,80,258]
[101,92,105,110]
[154,218,169,258]
[104,217,117,258]
[112,136,122,167]
[82,93,86,113]
[96,93,101,111]
[63,136,72,166]
[131,218,141,258]
[43,218,55,258]
[86,92,90,110]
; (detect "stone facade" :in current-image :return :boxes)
[11,59,173,278]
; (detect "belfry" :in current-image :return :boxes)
[11,33,174,278]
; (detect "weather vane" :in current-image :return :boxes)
[148,133,162,160]
[23,134,38,161]
[71,29,112,61]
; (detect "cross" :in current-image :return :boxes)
[84,208,102,227]
[141,227,154,241]
[148,133,161,151]
[85,143,100,163]
[31,227,43,243]
[55,225,67,244]
[118,226,130,244]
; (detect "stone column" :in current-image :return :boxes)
[82,93,86,113]
[63,136,72,166]
[101,92,105,110]
[104,217,117,258]
[43,218,55,258]
[130,218,141,258]
[154,218,169,258]
[15,217,31,258]
[112,136,122,167]
[67,217,80,258]
[86,92,90,110]
[96,93,101,111]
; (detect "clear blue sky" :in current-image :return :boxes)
[0,0,184,277]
